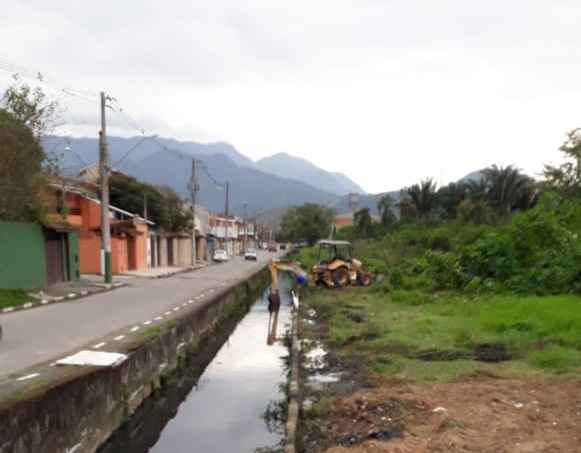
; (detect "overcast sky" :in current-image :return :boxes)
[2,0,581,193]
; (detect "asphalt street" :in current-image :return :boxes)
[0,251,275,379]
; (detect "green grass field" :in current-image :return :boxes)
[0,289,29,309]
[306,287,581,380]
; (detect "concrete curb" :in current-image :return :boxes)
[285,306,301,453]
[120,264,207,280]
[0,282,126,316]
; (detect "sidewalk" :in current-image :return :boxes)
[0,252,275,380]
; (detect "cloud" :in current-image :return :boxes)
[2,0,581,192]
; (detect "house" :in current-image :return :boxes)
[208,214,245,256]
[48,180,153,275]
[333,212,381,230]
[238,220,256,250]
[148,204,210,268]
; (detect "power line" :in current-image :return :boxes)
[0,58,99,107]
[112,134,158,167]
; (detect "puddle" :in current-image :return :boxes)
[308,372,343,384]
[304,342,328,371]
[100,278,293,453]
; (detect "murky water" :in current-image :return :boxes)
[100,279,292,453]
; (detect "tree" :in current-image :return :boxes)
[279,203,335,245]
[353,207,373,238]
[481,165,534,215]
[2,74,59,137]
[109,173,190,233]
[377,194,397,228]
[398,197,418,223]
[457,199,496,225]
[401,178,438,222]
[157,186,191,233]
[544,128,581,198]
[2,74,62,175]
[0,110,45,222]
[436,182,469,220]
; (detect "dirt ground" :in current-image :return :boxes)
[315,378,581,453]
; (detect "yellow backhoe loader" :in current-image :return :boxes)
[268,240,372,289]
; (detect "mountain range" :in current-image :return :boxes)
[42,136,362,215]
[42,136,490,221]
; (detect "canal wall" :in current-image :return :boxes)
[0,267,269,453]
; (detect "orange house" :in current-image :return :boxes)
[52,186,151,275]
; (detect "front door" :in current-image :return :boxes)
[44,231,65,286]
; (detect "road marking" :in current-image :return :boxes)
[188,299,193,303]
[173,307,180,311]
[155,316,163,321]
[182,302,188,307]
[114,335,125,341]
[130,326,140,333]
[17,373,40,382]
[93,342,106,349]
[165,311,171,316]
[143,320,152,325]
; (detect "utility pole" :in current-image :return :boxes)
[243,202,248,252]
[143,193,148,221]
[189,158,198,266]
[99,91,112,284]
[224,182,230,255]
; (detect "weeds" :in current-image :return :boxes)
[0,289,29,309]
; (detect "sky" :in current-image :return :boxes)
[1,0,581,193]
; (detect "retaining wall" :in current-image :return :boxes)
[0,267,269,453]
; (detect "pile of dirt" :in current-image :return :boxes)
[305,378,581,453]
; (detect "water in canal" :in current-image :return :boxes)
[100,277,292,453]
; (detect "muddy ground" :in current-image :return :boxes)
[298,317,581,452]
[304,378,581,453]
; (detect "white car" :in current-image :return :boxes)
[213,249,229,262]
[244,248,258,261]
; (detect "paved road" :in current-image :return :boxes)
[0,252,275,379]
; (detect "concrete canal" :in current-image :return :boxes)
[99,276,293,453]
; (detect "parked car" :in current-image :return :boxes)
[244,248,258,261]
[213,249,229,262]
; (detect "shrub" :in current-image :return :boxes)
[424,251,465,290]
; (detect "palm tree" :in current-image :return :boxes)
[481,165,534,215]
[377,194,397,227]
[402,178,438,221]
[354,207,373,238]
[402,178,438,222]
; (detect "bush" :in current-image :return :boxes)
[365,257,389,275]
[424,251,465,290]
